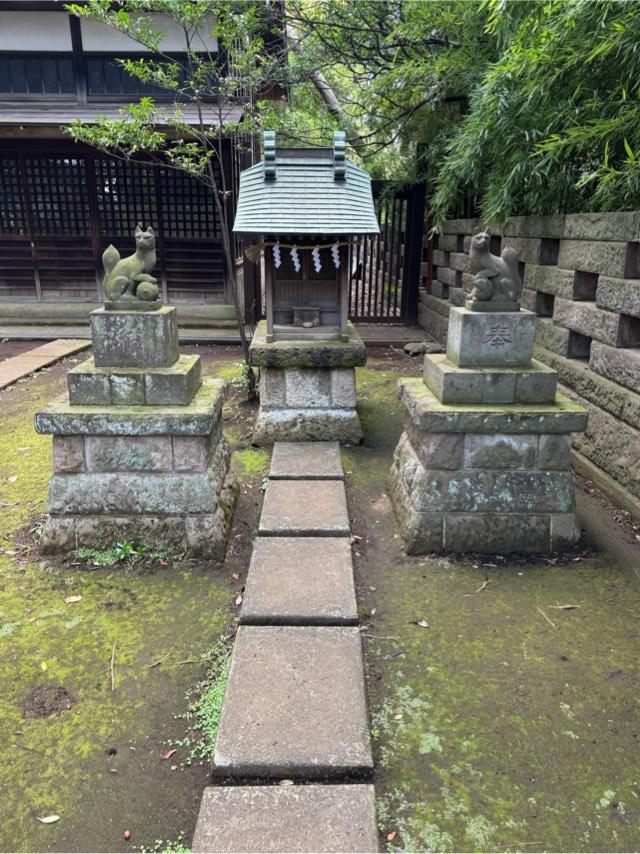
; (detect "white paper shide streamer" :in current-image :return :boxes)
[290,244,301,272]
[272,240,282,269]
[331,243,341,269]
[311,245,322,273]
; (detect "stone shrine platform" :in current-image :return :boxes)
[390,305,588,554]
[250,321,366,444]
[35,307,236,558]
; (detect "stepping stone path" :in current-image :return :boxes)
[0,339,90,391]
[193,442,378,853]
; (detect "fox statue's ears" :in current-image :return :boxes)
[472,225,490,236]
[135,224,154,236]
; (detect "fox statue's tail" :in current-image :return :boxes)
[102,244,120,277]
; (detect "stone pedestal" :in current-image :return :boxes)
[249,320,366,444]
[389,305,588,554]
[35,307,236,559]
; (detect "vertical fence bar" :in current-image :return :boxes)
[400,182,426,324]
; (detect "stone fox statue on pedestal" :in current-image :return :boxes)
[102,224,161,310]
[467,229,523,310]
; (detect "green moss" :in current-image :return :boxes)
[345,358,640,852]
[0,371,236,851]
[232,448,269,478]
[368,559,640,852]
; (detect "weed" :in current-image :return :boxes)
[73,540,168,568]
[175,635,232,766]
[140,832,190,853]
[229,360,254,392]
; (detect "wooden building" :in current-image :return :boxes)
[0,1,266,313]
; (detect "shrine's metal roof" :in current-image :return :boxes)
[233,132,380,236]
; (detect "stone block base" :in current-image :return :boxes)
[67,354,202,406]
[253,408,363,444]
[389,375,586,554]
[253,365,363,444]
[424,353,557,405]
[389,433,580,554]
[36,378,236,560]
[447,306,536,368]
[40,469,237,560]
[91,306,179,368]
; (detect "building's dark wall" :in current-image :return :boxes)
[0,139,229,304]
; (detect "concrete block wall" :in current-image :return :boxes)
[419,212,640,511]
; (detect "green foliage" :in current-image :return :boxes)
[73,540,168,567]
[175,636,231,766]
[140,832,190,854]
[280,1,495,182]
[229,360,255,392]
[287,0,640,220]
[432,0,640,223]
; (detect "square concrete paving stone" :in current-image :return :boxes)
[213,626,373,778]
[270,441,344,480]
[192,784,378,853]
[240,537,357,625]
[259,479,350,536]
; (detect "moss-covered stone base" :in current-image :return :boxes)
[41,448,237,560]
[253,408,363,445]
[390,376,585,553]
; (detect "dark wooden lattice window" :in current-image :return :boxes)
[94,158,158,236]
[308,248,338,280]
[0,158,27,235]
[25,157,91,236]
[157,165,219,238]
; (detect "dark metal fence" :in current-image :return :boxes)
[348,179,425,324]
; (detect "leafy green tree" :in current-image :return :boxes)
[280,0,640,224]
[432,0,640,224]
[65,0,287,393]
[275,1,495,182]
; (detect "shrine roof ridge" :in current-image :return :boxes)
[233,132,380,236]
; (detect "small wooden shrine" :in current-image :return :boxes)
[235,131,379,342]
[234,131,380,444]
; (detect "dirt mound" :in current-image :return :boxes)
[24,685,75,718]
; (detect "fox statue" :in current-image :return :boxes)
[102,224,161,309]
[467,229,523,309]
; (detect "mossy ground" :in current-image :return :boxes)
[2,342,638,853]
[0,346,262,853]
[350,352,640,853]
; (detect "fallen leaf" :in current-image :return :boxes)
[393,713,403,720]
[64,595,82,604]
[410,619,430,628]
[37,815,60,824]
[162,748,177,760]
[235,594,243,606]
[8,475,18,483]
[231,572,240,580]
[370,608,377,616]
[279,779,294,787]
[387,831,397,842]
[17,447,30,452]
